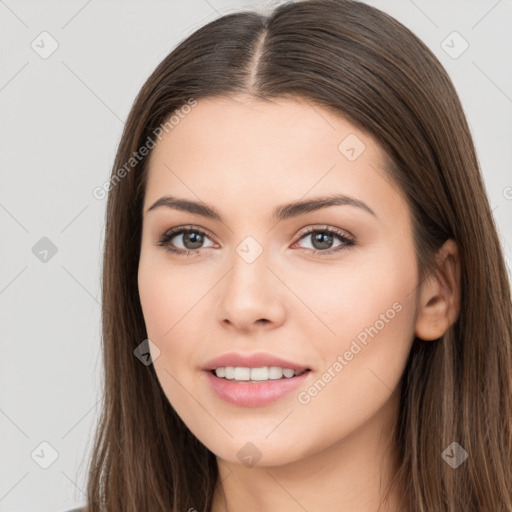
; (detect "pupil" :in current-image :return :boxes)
[184,232,203,249]
[312,232,333,250]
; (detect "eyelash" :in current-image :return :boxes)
[156,225,355,257]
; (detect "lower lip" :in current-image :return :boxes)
[203,370,311,407]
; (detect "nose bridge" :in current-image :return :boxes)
[226,234,272,301]
[217,233,284,329]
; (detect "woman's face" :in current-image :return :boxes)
[138,95,420,467]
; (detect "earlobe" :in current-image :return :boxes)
[414,239,461,341]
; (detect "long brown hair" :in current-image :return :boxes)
[82,1,512,510]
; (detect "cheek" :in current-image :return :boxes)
[286,248,417,348]
[138,263,173,339]
[303,255,417,401]
[137,254,201,406]
[137,251,198,340]
[288,252,418,426]
[291,290,416,453]
[137,250,214,379]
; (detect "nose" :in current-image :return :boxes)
[217,244,286,333]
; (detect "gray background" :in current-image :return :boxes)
[0,0,511,510]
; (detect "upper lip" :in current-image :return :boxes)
[202,352,311,372]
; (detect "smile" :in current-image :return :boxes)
[203,368,312,407]
[213,366,308,382]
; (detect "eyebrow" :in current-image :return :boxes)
[146,194,376,222]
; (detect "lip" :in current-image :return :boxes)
[203,369,312,407]
[202,352,310,372]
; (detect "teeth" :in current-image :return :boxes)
[268,366,283,379]
[215,367,226,378]
[234,367,250,380]
[213,366,304,381]
[250,367,268,380]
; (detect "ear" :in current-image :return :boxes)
[415,239,461,341]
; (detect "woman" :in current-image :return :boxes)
[75,0,512,510]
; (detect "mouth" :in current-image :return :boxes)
[203,367,313,407]
[208,366,311,383]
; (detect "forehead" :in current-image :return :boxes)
[144,95,403,221]
[149,95,380,161]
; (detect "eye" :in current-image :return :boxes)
[293,226,355,256]
[156,225,355,257]
[157,226,216,256]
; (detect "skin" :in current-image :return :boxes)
[138,95,460,512]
